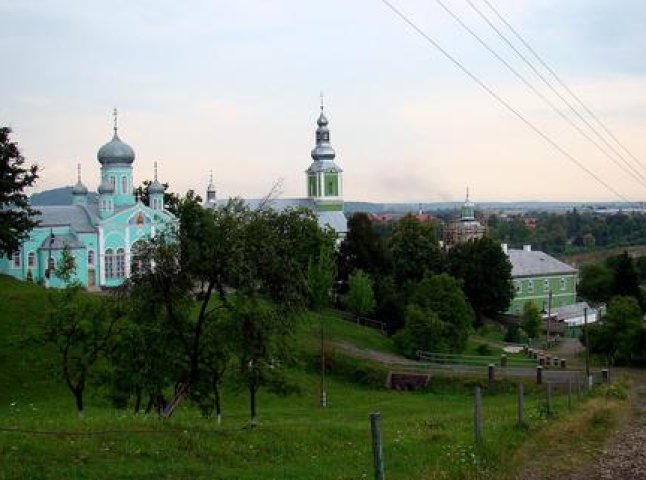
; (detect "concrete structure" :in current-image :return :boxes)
[0,111,176,288]
[505,244,578,315]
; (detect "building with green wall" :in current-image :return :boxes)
[0,111,176,288]
[505,244,578,315]
[207,101,347,235]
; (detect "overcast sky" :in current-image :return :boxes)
[2,0,646,203]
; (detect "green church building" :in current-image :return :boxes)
[504,244,578,315]
[207,101,347,235]
[0,112,176,288]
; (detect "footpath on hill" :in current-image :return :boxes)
[563,373,646,480]
[514,370,646,480]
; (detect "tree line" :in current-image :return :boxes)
[577,251,646,366]
[487,209,646,255]
[43,194,336,421]
[337,213,514,355]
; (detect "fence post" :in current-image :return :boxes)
[370,412,385,480]
[602,369,609,384]
[488,364,495,390]
[567,379,572,410]
[536,366,543,385]
[546,383,553,416]
[517,383,524,428]
[474,386,482,444]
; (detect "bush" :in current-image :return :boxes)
[476,343,492,356]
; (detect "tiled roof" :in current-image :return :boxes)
[507,249,577,277]
[35,205,97,233]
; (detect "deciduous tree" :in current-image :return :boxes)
[447,237,513,325]
[346,269,376,322]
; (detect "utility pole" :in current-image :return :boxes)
[546,289,552,347]
[320,319,327,408]
[584,307,590,382]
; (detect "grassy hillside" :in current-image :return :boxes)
[0,275,624,479]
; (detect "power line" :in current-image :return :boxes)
[464,0,646,188]
[479,0,646,176]
[378,0,632,203]
[432,0,646,191]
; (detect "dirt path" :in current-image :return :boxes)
[330,341,417,366]
[564,373,646,480]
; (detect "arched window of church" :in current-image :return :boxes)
[116,248,125,278]
[135,213,145,225]
[110,176,116,191]
[121,176,128,194]
[88,250,95,267]
[130,240,149,275]
[105,248,114,279]
[12,251,21,268]
[28,252,36,268]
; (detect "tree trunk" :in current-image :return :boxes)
[74,386,84,415]
[161,382,189,418]
[144,394,154,414]
[248,374,257,426]
[213,376,222,426]
[133,386,142,414]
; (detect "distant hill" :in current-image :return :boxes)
[30,187,98,206]
[30,187,633,214]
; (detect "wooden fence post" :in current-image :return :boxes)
[488,364,495,390]
[370,412,385,480]
[474,386,482,444]
[546,383,553,416]
[567,379,572,410]
[517,383,524,427]
[536,366,543,385]
[602,369,609,384]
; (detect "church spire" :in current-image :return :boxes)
[72,162,88,204]
[112,107,118,136]
[206,170,216,204]
[461,186,475,221]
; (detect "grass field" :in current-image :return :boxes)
[0,275,628,479]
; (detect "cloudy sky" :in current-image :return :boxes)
[2,0,646,203]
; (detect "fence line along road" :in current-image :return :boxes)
[385,360,602,385]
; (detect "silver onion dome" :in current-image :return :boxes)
[97,133,135,165]
[72,180,88,196]
[148,179,164,195]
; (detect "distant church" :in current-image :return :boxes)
[0,111,176,288]
[442,189,486,248]
[205,101,348,236]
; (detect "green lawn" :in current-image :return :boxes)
[0,275,609,479]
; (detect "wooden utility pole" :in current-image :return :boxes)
[546,290,553,347]
[584,307,590,385]
[320,320,327,408]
